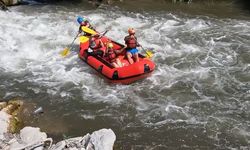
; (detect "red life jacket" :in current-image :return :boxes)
[125,36,137,49]
[90,37,101,49]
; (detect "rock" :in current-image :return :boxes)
[90,129,116,150]
[8,127,52,150]
[51,134,91,150]
[0,111,10,138]
[8,116,21,133]
[0,100,23,136]
[0,0,8,11]
[0,102,7,110]
[1,0,22,6]
[6,100,23,133]
[51,128,116,150]
[2,104,16,114]
[88,0,102,7]
[1,127,116,150]
[20,127,47,144]
[2,100,23,115]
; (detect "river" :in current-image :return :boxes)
[0,0,250,149]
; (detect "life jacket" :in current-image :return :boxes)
[107,49,117,63]
[89,37,101,49]
[125,36,137,49]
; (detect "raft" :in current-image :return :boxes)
[78,34,155,84]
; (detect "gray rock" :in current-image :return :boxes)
[51,128,116,150]
[0,126,116,150]
[1,0,21,6]
[0,102,7,110]
[9,127,49,150]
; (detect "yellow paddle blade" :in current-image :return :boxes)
[60,48,70,57]
[145,50,153,59]
[81,26,97,35]
[79,36,89,43]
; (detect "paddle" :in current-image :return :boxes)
[60,26,98,57]
[81,26,97,35]
[99,30,109,38]
[140,46,153,59]
[60,33,80,57]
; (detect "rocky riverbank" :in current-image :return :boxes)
[0,99,116,150]
[0,0,21,6]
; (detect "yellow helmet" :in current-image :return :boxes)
[107,43,113,48]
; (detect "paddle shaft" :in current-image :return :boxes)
[100,30,109,37]
[140,45,147,52]
[90,30,109,39]
[68,33,80,50]
[140,45,153,58]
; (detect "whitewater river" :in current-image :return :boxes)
[0,1,250,149]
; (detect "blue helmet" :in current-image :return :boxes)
[77,16,85,24]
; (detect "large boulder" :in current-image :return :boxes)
[9,127,49,150]
[52,128,116,150]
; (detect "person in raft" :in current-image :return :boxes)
[77,16,95,34]
[106,43,123,68]
[89,33,105,56]
[124,28,141,64]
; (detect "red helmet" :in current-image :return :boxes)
[128,28,135,35]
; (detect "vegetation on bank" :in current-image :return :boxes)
[0,99,23,133]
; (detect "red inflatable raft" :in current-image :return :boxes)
[78,34,155,84]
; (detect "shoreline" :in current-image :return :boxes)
[0,99,116,149]
[2,0,249,19]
